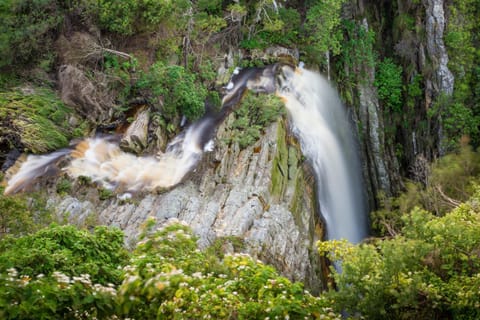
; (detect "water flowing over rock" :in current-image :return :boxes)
[276,66,368,243]
[48,120,325,292]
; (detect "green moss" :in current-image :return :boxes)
[0,88,76,153]
[270,120,289,200]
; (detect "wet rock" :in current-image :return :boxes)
[48,120,325,292]
[120,106,150,153]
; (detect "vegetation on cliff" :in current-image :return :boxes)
[1,0,480,318]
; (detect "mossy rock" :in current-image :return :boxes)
[0,87,81,155]
[270,120,289,199]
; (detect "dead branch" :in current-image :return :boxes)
[435,185,461,208]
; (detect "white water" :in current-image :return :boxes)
[4,123,208,196]
[4,64,369,243]
[277,66,368,243]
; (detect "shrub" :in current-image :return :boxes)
[95,0,189,35]
[118,218,339,319]
[0,224,128,319]
[375,58,403,113]
[0,187,35,237]
[0,0,63,68]
[371,144,480,236]
[0,269,117,319]
[240,7,300,49]
[320,193,480,319]
[136,62,207,121]
[0,224,128,284]
[303,0,346,66]
[226,92,285,149]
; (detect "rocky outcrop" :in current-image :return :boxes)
[120,106,150,153]
[356,19,395,206]
[48,118,325,293]
[423,0,454,156]
[424,0,454,96]
[56,32,103,66]
[58,65,114,123]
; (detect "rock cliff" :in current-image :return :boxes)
[47,116,325,293]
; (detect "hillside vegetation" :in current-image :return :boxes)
[1,0,480,319]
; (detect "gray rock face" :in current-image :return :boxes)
[424,0,455,155]
[58,65,114,123]
[425,0,454,95]
[49,120,325,292]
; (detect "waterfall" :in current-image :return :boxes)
[3,62,369,244]
[277,65,368,243]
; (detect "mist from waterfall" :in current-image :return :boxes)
[277,66,368,243]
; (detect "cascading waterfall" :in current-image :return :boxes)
[277,65,368,243]
[3,62,368,244]
[2,65,279,196]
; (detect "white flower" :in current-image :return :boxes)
[53,271,71,284]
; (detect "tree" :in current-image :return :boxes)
[304,0,346,67]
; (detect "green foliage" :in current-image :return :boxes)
[98,188,114,200]
[0,217,340,319]
[95,0,189,35]
[194,11,227,36]
[118,219,339,319]
[0,225,126,319]
[340,19,377,72]
[0,268,118,319]
[136,62,207,121]
[240,7,301,50]
[0,88,75,153]
[428,93,480,151]
[336,19,376,102]
[225,92,285,149]
[372,144,480,236]
[0,224,128,284]
[375,58,403,113]
[304,0,346,65]
[427,144,480,212]
[405,74,423,109]
[197,0,222,14]
[320,195,480,319]
[444,0,480,147]
[101,53,138,108]
[0,0,63,68]
[56,178,72,195]
[0,187,35,237]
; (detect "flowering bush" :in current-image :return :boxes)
[0,224,127,319]
[0,268,117,319]
[118,218,340,319]
[0,220,340,319]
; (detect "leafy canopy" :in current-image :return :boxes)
[321,192,480,319]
